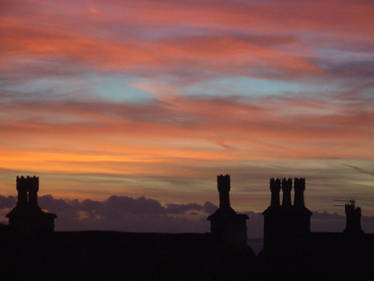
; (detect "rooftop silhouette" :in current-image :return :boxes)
[6,176,56,233]
[207,174,248,246]
[1,175,374,281]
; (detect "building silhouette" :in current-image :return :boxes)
[207,174,248,246]
[344,200,363,234]
[262,177,312,253]
[1,175,374,281]
[0,175,255,281]
[260,177,374,281]
[6,176,56,233]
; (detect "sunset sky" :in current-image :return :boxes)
[0,0,373,216]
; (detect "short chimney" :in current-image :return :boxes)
[294,178,305,208]
[16,176,39,207]
[217,174,231,209]
[281,178,292,207]
[344,201,363,234]
[270,178,281,207]
[16,176,27,206]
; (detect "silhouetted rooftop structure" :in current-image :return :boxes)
[259,177,374,281]
[207,175,248,246]
[344,200,363,234]
[2,175,374,281]
[262,177,312,253]
[0,175,256,281]
[6,176,56,233]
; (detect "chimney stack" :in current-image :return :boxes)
[281,178,292,207]
[294,178,305,208]
[16,176,39,207]
[217,174,231,209]
[28,177,39,207]
[270,178,281,207]
[344,201,363,234]
[16,176,27,206]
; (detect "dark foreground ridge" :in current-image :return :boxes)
[1,175,374,281]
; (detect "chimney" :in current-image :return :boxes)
[16,176,39,207]
[270,178,281,207]
[28,176,39,207]
[344,201,363,234]
[281,178,292,207]
[294,178,305,208]
[16,176,27,206]
[217,174,231,209]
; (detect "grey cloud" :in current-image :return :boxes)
[0,196,16,209]
[2,194,374,239]
[345,164,374,177]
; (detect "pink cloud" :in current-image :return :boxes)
[0,96,372,174]
[0,0,373,210]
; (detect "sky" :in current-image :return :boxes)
[0,0,373,218]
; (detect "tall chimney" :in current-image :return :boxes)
[281,178,292,207]
[294,178,305,208]
[270,178,281,207]
[217,174,231,209]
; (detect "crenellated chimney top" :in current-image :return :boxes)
[16,176,39,207]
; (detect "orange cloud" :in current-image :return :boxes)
[89,7,100,15]
[0,97,372,176]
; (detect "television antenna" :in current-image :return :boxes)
[333,199,355,207]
